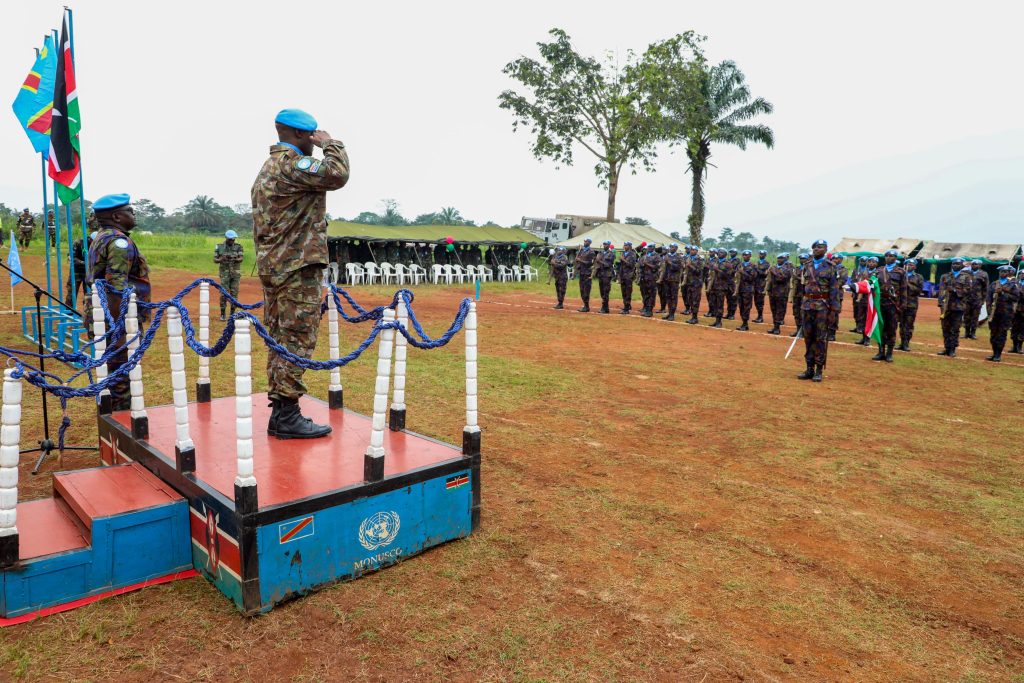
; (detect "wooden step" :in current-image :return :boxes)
[15,498,89,561]
[53,463,183,533]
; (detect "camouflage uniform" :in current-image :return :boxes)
[684,252,704,322]
[17,211,34,249]
[735,259,758,326]
[899,270,925,350]
[618,247,638,313]
[827,262,849,338]
[65,237,89,309]
[88,226,151,409]
[705,257,725,319]
[574,245,597,311]
[798,257,839,374]
[790,265,805,334]
[937,268,973,355]
[593,248,616,313]
[638,249,661,315]
[47,213,56,248]
[964,266,989,339]
[215,240,245,317]
[723,256,739,318]
[851,263,869,332]
[657,249,684,319]
[765,260,792,333]
[252,139,350,400]
[874,263,908,355]
[548,251,569,307]
[753,257,770,322]
[986,274,1020,360]
[1011,274,1024,354]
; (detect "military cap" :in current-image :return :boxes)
[885,249,898,257]
[623,241,632,246]
[758,249,767,255]
[274,108,318,131]
[728,247,738,254]
[583,237,592,243]
[92,193,131,211]
[867,256,879,263]
[952,257,964,264]
[812,239,827,248]
[603,240,612,246]
[22,208,29,212]
[830,253,843,259]
[225,229,238,239]
[799,252,811,260]
[742,249,752,255]
[971,259,982,265]
[556,245,566,252]
[858,256,867,263]
[905,258,917,266]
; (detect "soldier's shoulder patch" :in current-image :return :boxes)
[309,160,322,174]
[114,238,129,249]
[295,157,313,171]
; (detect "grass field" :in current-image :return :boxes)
[0,249,1022,682]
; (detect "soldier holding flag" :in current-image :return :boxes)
[796,240,839,382]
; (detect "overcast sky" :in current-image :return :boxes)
[2,1,1022,245]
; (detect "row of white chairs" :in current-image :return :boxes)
[329,262,539,286]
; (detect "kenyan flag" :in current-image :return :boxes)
[47,15,81,204]
[853,277,883,344]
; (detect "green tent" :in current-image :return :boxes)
[327,221,541,245]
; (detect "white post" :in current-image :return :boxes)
[364,308,395,482]
[464,301,480,439]
[0,368,22,566]
[196,281,211,402]
[127,293,149,439]
[167,306,195,473]
[233,317,257,514]
[327,290,343,409]
[389,300,408,430]
[91,289,111,414]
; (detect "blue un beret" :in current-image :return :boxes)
[92,193,131,211]
[275,108,318,131]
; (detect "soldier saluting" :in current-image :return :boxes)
[936,257,973,358]
[617,241,638,315]
[214,229,244,321]
[252,108,349,439]
[796,240,839,382]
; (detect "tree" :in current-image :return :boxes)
[377,199,406,226]
[134,198,166,231]
[655,58,774,244]
[352,211,380,225]
[435,207,463,225]
[412,212,438,225]
[499,29,702,222]
[669,231,684,242]
[624,216,650,225]
[182,195,224,230]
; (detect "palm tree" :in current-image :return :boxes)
[675,61,773,245]
[434,207,463,225]
[183,195,223,229]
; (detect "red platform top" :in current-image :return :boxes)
[16,498,89,560]
[54,463,182,530]
[113,394,462,508]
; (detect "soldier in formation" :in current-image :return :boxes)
[656,243,684,321]
[752,250,769,323]
[850,257,869,334]
[963,259,989,339]
[796,240,839,382]
[17,208,34,249]
[723,248,739,319]
[252,108,349,439]
[985,265,1020,362]
[617,241,637,315]
[897,258,924,351]
[214,229,245,320]
[789,253,810,337]
[765,253,791,335]
[871,249,907,362]
[574,237,596,312]
[706,248,727,327]
[638,243,661,317]
[47,210,56,247]
[854,257,880,346]
[66,230,93,310]
[547,246,569,309]
[593,241,616,314]
[734,249,757,331]
[937,257,973,357]
[827,253,848,340]
[684,245,704,325]
[1010,266,1024,354]
[87,194,150,412]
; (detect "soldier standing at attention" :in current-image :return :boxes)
[789,253,810,337]
[87,194,150,412]
[47,210,56,247]
[985,265,1020,362]
[850,257,869,333]
[574,237,596,312]
[765,253,791,335]
[723,248,740,319]
[937,257,973,358]
[652,245,668,313]
[638,243,660,317]
[703,250,720,323]
[17,208,34,249]
[963,259,989,339]
[855,257,880,345]
[593,240,616,314]
[827,253,848,341]
[252,108,349,439]
[734,250,757,331]
[709,248,731,328]
[548,246,569,309]
[657,243,684,321]
[684,246,705,325]
[214,229,244,320]
[618,241,638,315]
[66,231,93,309]
[796,240,839,382]
[871,249,907,362]
[752,249,769,323]
[1011,265,1024,355]
[898,258,924,351]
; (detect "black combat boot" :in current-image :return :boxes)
[937,347,949,356]
[897,338,909,351]
[620,307,630,315]
[797,361,814,380]
[753,315,764,324]
[850,326,862,333]
[827,332,836,341]
[272,398,331,440]
[710,317,722,328]
[986,350,1002,362]
[857,334,871,346]
[657,306,666,314]
[553,302,564,309]
[769,323,780,335]
[789,328,799,337]
[1010,341,1023,354]
[725,314,735,321]
[267,398,280,436]
[600,305,610,314]
[812,364,823,382]
[641,309,652,318]
[663,313,675,321]
[578,305,590,312]
[872,343,885,361]
[884,343,894,362]
[686,315,698,324]
[682,308,691,316]
[219,310,227,322]
[737,322,749,331]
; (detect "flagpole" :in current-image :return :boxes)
[65,204,76,311]
[66,7,89,268]
[40,155,52,299]
[52,179,64,313]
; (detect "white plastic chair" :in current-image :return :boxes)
[466,265,479,282]
[450,265,466,283]
[511,265,523,282]
[380,262,398,285]
[363,262,380,284]
[327,262,341,284]
[522,265,539,282]
[477,265,493,282]
[407,264,426,285]
[345,263,365,285]
[497,265,512,282]
[394,263,408,285]
[431,264,446,284]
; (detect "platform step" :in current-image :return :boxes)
[53,463,183,536]
[15,498,89,561]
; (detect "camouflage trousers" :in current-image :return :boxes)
[753,288,766,318]
[554,274,567,304]
[792,296,804,328]
[827,294,844,334]
[220,270,241,315]
[899,305,919,346]
[48,227,56,247]
[738,290,753,322]
[639,278,657,312]
[686,284,702,318]
[769,293,788,326]
[725,288,737,317]
[619,278,634,311]
[879,302,899,346]
[597,276,613,309]
[853,296,867,329]
[941,310,964,351]
[658,281,668,311]
[262,264,323,400]
[663,280,680,315]
[578,271,592,306]
[989,309,1014,354]
[1012,309,1024,344]
[802,307,830,366]
[963,298,982,336]
[17,229,32,249]
[708,289,727,317]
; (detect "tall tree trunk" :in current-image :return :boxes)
[687,154,706,245]
[606,161,619,222]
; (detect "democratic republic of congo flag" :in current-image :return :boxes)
[853,276,883,345]
[11,35,58,154]
[48,15,82,204]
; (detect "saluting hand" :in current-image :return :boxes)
[311,130,333,148]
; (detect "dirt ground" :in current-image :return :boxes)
[1,255,1022,682]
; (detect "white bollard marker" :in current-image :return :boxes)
[364,308,396,482]
[91,289,111,415]
[327,290,343,410]
[127,293,149,440]
[167,306,196,473]
[462,300,482,531]
[196,281,212,403]
[0,369,22,567]
[388,299,409,431]
[233,317,258,515]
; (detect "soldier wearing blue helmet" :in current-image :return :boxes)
[548,246,569,309]
[795,239,839,382]
[617,241,638,314]
[574,237,596,312]
[656,243,684,320]
[789,253,811,337]
[937,257,973,357]
[723,248,740,319]
[898,258,925,351]
[214,229,245,320]
[683,245,705,324]
[985,264,1020,361]
[734,249,757,330]
[752,250,770,323]
[638,242,660,317]
[869,249,908,362]
[964,259,989,339]
[765,251,792,334]
[850,256,870,334]
[594,240,617,314]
